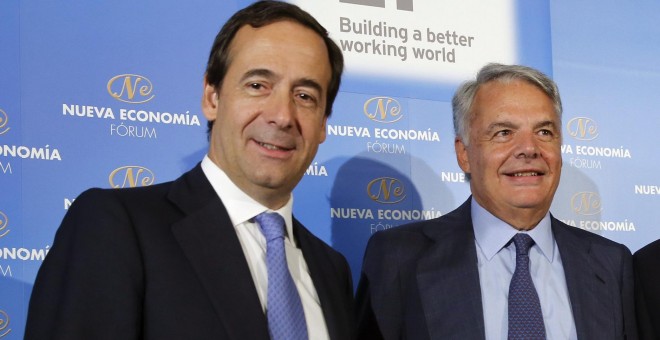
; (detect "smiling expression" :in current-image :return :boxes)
[202,20,331,209]
[455,79,562,229]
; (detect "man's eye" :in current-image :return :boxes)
[495,130,511,137]
[298,93,314,102]
[538,129,555,137]
[248,83,263,90]
[295,92,319,107]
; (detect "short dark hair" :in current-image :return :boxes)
[205,0,344,134]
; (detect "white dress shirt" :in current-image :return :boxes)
[471,197,577,339]
[201,156,329,340]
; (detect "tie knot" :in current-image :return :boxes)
[512,233,535,256]
[256,212,286,242]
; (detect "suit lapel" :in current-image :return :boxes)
[294,220,350,340]
[417,200,486,339]
[553,219,612,340]
[168,165,270,339]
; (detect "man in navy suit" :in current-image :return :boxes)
[356,63,637,339]
[634,239,660,339]
[25,1,354,339]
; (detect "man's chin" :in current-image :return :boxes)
[508,197,550,211]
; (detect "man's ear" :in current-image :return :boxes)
[201,76,218,121]
[318,115,328,144]
[455,137,471,174]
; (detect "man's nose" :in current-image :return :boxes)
[263,90,295,129]
[514,132,539,159]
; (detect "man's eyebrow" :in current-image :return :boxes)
[485,121,517,134]
[484,120,559,134]
[240,68,276,82]
[240,70,323,96]
[293,78,323,96]
[534,120,558,130]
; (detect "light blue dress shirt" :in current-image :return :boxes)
[471,198,577,339]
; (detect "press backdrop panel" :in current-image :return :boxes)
[1,1,658,338]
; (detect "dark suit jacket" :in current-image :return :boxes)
[356,198,637,340]
[25,164,354,340]
[634,239,660,340]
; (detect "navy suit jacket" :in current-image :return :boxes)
[634,239,660,340]
[356,198,637,340]
[25,164,355,340]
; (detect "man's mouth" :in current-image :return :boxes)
[258,141,292,151]
[511,171,541,177]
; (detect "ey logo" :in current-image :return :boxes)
[0,109,9,135]
[0,309,10,338]
[109,166,155,188]
[566,117,599,141]
[0,211,9,238]
[571,192,602,216]
[340,0,413,11]
[367,177,406,204]
[107,74,155,104]
[364,97,403,123]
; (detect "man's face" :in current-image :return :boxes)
[202,20,331,209]
[455,79,562,228]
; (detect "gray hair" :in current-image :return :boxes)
[452,63,562,145]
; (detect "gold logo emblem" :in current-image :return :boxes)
[107,74,155,104]
[363,97,403,123]
[0,309,11,338]
[0,211,9,238]
[109,166,155,188]
[566,117,599,141]
[367,177,406,204]
[571,191,602,215]
[0,109,10,135]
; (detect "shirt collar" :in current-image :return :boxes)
[471,197,554,262]
[201,156,296,245]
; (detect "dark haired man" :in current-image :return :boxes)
[25,1,353,339]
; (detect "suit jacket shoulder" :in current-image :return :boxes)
[25,165,269,339]
[356,199,484,340]
[634,239,660,340]
[552,217,637,340]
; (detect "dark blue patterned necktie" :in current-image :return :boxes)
[508,233,546,339]
[255,212,308,340]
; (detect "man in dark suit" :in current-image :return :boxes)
[25,1,354,339]
[356,63,637,339]
[634,239,660,339]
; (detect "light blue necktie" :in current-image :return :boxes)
[255,212,308,340]
[508,233,546,339]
